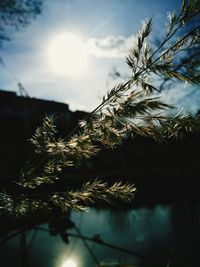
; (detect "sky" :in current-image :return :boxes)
[0,0,199,112]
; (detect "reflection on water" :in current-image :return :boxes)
[62,259,77,267]
[0,203,199,267]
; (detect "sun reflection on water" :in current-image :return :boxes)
[62,258,77,267]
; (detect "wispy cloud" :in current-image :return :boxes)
[86,35,136,58]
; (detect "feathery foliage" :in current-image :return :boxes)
[1,0,200,216]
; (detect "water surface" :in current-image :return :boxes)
[0,203,199,267]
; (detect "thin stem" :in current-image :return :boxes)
[150,23,182,60]
[0,231,21,247]
[36,226,160,265]
[75,226,100,266]
[150,6,200,61]
[65,26,199,141]
[65,79,133,140]
[149,26,199,67]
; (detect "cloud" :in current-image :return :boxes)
[86,35,136,58]
[160,83,200,114]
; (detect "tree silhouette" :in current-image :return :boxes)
[0,0,42,48]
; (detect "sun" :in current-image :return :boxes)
[62,259,77,267]
[47,32,88,76]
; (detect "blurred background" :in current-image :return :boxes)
[0,1,199,267]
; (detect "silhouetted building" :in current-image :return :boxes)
[0,89,199,204]
[0,89,87,141]
[0,89,87,180]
